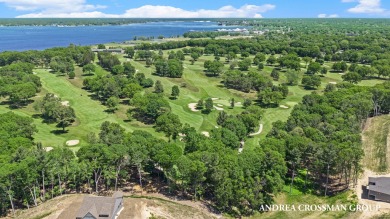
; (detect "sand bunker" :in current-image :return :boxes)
[188,103,199,112]
[45,147,53,152]
[66,140,80,146]
[211,98,219,100]
[329,82,337,84]
[201,131,210,137]
[338,73,345,75]
[61,101,70,106]
[214,106,224,111]
[280,105,289,109]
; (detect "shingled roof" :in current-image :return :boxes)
[368,177,390,194]
[76,192,123,219]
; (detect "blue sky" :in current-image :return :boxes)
[0,0,389,18]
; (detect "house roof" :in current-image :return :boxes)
[369,177,390,194]
[76,192,123,219]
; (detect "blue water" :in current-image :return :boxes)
[0,21,224,52]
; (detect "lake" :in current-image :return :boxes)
[0,21,224,51]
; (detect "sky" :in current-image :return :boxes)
[0,0,389,18]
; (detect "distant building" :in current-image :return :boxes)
[91,49,124,54]
[76,192,123,219]
[366,177,390,202]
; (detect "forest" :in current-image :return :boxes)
[1,19,390,217]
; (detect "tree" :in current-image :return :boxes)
[111,65,124,75]
[54,105,76,132]
[106,96,120,112]
[253,53,266,65]
[154,80,164,93]
[68,71,75,79]
[303,57,312,68]
[217,111,228,126]
[97,44,106,49]
[271,68,279,81]
[230,98,235,108]
[238,58,252,71]
[307,62,321,75]
[171,85,180,99]
[190,52,200,64]
[321,67,328,75]
[124,47,135,59]
[82,63,96,75]
[204,60,224,76]
[285,70,300,86]
[196,99,204,110]
[258,88,284,106]
[302,75,321,89]
[123,62,136,77]
[155,113,183,141]
[204,98,214,113]
[243,99,252,108]
[342,72,362,84]
[267,55,277,65]
[99,121,125,146]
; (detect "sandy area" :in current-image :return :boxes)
[339,73,345,75]
[33,72,37,75]
[213,106,224,111]
[45,147,54,152]
[201,131,210,137]
[61,101,70,106]
[280,105,289,109]
[217,104,223,107]
[211,98,219,101]
[249,124,264,136]
[355,169,390,218]
[66,140,80,146]
[188,103,200,112]
[329,82,337,84]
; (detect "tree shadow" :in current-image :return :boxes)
[50,129,69,135]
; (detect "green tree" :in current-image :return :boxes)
[171,85,180,99]
[238,58,252,71]
[271,68,280,81]
[82,63,96,75]
[154,80,164,93]
[106,96,120,112]
[124,47,135,59]
[204,98,214,113]
[285,70,300,86]
[155,113,183,141]
[302,75,321,89]
[68,71,75,79]
[307,62,321,74]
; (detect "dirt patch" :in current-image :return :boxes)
[45,147,54,152]
[201,131,210,137]
[61,101,69,106]
[66,140,80,146]
[188,103,200,112]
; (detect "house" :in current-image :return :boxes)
[366,177,390,202]
[76,192,123,219]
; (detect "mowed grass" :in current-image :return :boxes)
[362,115,390,173]
[31,69,163,148]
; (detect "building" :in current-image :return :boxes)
[91,49,124,54]
[366,177,390,202]
[76,192,123,219]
